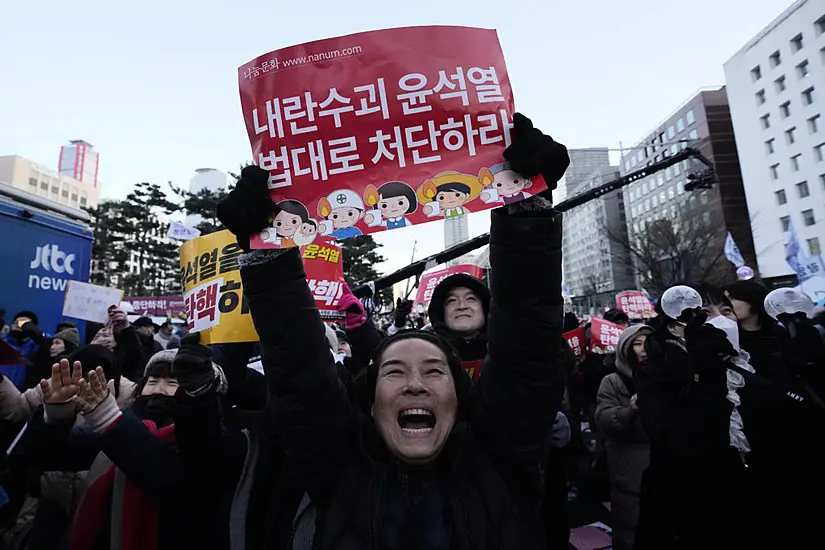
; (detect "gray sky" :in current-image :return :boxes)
[0,0,792,274]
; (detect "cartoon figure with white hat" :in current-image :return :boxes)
[317,189,365,240]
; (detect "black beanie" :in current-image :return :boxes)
[13,311,39,326]
[427,273,490,327]
[726,280,771,324]
[70,345,122,397]
[366,331,471,418]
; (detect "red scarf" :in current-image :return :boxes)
[69,420,176,550]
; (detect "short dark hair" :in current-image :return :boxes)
[435,182,471,195]
[13,311,38,326]
[277,200,311,223]
[378,181,417,215]
[603,308,630,325]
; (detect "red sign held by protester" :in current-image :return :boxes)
[239,26,548,249]
[590,318,625,353]
[301,237,347,322]
[414,264,484,309]
[563,327,586,358]
[616,291,654,319]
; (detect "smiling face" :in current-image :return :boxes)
[436,191,469,209]
[274,210,303,237]
[373,338,457,465]
[379,195,411,219]
[330,207,362,228]
[444,287,485,335]
[492,170,528,196]
[141,375,179,397]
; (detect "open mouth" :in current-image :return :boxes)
[397,408,436,434]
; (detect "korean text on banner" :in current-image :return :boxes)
[239,26,546,249]
[590,318,625,353]
[179,230,256,344]
[414,264,484,308]
[62,281,124,324]
[615,291,655,319]
[300,237,347,322]
[563,327,586,358]
[123,296,186,317]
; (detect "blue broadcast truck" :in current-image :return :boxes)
[0,183,93,341]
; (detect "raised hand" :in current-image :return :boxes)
[74,367,115,413]
[40,359,82,404]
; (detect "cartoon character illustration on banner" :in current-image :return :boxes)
[317,189,364,239]
[479,162,533,205]
[363,181,418,230]
[417,171,484,220]
[259,200,318,248]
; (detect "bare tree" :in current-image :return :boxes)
[603,204,728,296]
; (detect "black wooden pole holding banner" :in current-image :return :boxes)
[352,147,715,299]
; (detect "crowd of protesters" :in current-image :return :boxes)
[0,114,822,550]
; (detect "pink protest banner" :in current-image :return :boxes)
[414,264,484,308]
[590,318,625,353]
[563,327,586,358]
[123,296,186,317]
[239,26,547,249]
[616,290,654,319]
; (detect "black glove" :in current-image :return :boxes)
[172,332,215,394]
[20,322,42,341]
[503,113,570,198]
[216,165,279,251]
[394,299,413,329]
[778,312,825,366]
[684,310,737,365]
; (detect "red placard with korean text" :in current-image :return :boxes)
[563,327,586,358]
[414,264,484,308]
[301,237,347,322]
[616,291,655,319]
[239,26,546,249]
[590,318,625,354]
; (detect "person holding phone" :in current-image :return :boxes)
[0,311,46,390]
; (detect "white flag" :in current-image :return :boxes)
[167,221,201,241]
[724,232,745,268]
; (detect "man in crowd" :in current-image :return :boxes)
[0,311,45,390]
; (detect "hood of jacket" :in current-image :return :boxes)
[615,324,654,379]
[427,274,490,326]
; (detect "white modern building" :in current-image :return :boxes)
[562,165,635,312]
[0,154,100,211]
[724,0,825,282]
[185,168,228,227]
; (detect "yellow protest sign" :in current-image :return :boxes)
[179,230,258,344]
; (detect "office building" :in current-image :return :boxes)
[554,148,611,204]
[562,165,635,311]
[0,154,100,211]
[620,88,754,288]
[724,0,825,283]
[185,168,229,227]
[58,140,100,188]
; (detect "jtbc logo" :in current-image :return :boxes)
[30,244,75,275]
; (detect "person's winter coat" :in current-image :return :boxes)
[139,333,164,373]
[633,324,753,550]
[10,406,212,550]
[594,324,652,550]
[240,205,566,549]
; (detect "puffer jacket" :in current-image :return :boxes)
[241,205,566,549]
[594,324,652,550]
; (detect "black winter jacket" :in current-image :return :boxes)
[10,408,213,550]
[242,207,566,550]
